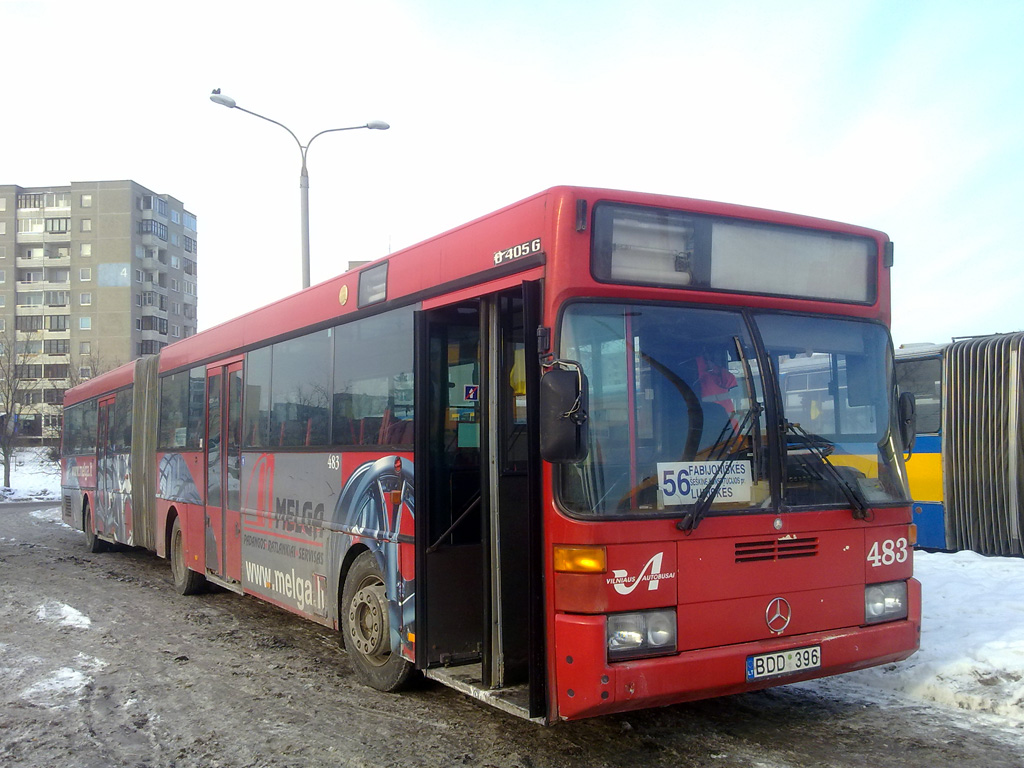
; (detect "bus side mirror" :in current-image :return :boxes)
[898,391,917,453]
[540,366,589,464]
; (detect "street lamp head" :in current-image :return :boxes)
[366,120,390,131]
[210,89,237,109]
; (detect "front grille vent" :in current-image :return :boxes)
[735,536,818,563]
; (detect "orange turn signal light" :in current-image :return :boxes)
[908,523,918,547]
[553,545,607,573]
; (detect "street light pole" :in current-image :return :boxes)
[209,90,389,289]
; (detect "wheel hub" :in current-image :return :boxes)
[348,583,389,658]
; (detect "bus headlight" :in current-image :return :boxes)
[864,581,908,624]
[607,609,677,660]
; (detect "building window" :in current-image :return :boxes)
[80,194,92,208]
[16,315,44,331]
[0,270,5,283]
[45,218,70,234]
[80,292,92,306]
[138,220,167,240]
[81,243,92,257]
[170,278,180,292]
[0,222,5,236]
[44,389,66,405]
[138,195,169,217]
[16,292,43,306]
[44,364,69,379]
[79,367,92,378]
[0,197,6,211]
[81,219,92,232]
[45,291,69,306]
[0,295,5,307]
[17,194,44,209]
[135,269,143,283]
[17,218,44,234]
[79,317,92,330]
[171,209,180,224]
[45,339,70,354]
[80,268,92,281]
[46,315,69,331]
[184,212,197,231]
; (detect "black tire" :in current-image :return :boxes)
[83,501,107,553]
[341,550,412,691]
[170,517,205,595]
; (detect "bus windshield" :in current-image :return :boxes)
[557,304,909,517]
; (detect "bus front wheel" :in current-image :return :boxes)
[341,550,412,692]
[170,517,205,595]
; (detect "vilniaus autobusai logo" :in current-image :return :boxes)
[606,552,677,595]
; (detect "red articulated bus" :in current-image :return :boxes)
[61,186,920,722]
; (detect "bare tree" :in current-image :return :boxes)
[0,328,44,487]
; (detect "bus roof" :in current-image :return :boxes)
[64,185,890,409]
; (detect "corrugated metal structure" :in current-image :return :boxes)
[943,333,1024,556]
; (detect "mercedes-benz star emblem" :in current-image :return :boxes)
[765,597,792,634]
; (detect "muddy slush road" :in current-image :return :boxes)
[1,502,1021,768]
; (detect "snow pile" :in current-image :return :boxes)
[6,450,1023,722]
[19,653,106,710]
[0,447,62,501]
[830,549,1024,720]
[37,600,93,629]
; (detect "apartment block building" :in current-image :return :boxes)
[0,180,198,442]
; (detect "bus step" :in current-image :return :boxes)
[424,664,537,722]
[204,572,245,595]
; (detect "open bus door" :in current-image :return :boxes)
[414,282,546,720]
[204,359,244,585]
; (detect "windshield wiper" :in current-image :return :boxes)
[677,403,759,533]
[678,337,765,533]
[785,420,869,519]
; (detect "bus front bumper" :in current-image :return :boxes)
[553,604,920,720]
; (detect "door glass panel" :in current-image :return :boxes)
[207,373,222,508]
[227,367,242,510]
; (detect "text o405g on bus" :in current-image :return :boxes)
[493,238,541,266]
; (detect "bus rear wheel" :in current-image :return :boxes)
[341,550,412,692]
[170,517,205,595]
[83,501,107,553]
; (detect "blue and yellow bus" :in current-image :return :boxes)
[895,333,1024,555]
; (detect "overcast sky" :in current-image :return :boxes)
[3,0,1022,346]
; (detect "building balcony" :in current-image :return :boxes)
[16,231,71,244]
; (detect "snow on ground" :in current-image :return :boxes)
[0,447,62,502]
[4,448,1023,722]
